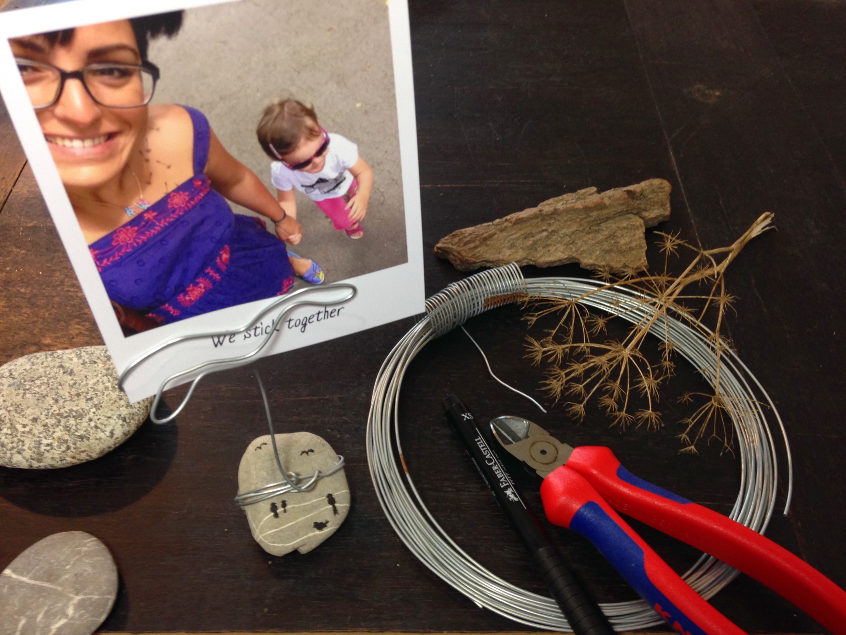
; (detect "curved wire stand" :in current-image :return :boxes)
[119,283,357,424]
[366,263,791,632]
[117,283,356,501]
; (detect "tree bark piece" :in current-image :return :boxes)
[434,178,671,272]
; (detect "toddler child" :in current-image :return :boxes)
[256,99,374,239]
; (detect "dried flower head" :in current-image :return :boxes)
[524,212,774,452]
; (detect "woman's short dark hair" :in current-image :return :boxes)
[38,11,183,61]
[130,12,184,60]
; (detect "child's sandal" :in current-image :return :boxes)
[288,252,325,285]
[300,260,325,284]
[345,222,364,239]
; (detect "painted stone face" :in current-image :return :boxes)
[237,432,350,556]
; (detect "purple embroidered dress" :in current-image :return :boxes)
[89,106,295,326]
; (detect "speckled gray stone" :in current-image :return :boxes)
[0,346,152,469]
[0,531,118,635]
[238,432,350,556]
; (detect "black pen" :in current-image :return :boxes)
[443,394,614,635]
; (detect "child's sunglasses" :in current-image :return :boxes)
[278,129,330,171]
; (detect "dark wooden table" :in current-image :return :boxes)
[2,2,844,633]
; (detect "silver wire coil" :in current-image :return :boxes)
[366,264,790,632]
[425,263,528,336]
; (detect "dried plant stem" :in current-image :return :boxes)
[526,212,774,451]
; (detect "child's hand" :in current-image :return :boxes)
[274,215,303,244]
[346,158,373,223]
[345,195,369,222]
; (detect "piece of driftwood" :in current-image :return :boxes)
[434,178,671,272]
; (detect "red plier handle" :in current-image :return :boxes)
[540,446,846,634]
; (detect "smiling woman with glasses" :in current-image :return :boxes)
[11,13,325,331]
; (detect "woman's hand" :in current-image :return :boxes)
[274,215,303,245]
[205,128,303,243]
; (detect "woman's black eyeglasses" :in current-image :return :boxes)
[16,57,160,110]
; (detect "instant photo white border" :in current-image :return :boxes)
[0,0,424,402]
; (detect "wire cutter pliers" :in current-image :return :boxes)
[490,415,846,635]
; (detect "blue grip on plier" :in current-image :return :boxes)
[570,501,706,635]
[541,464,745,634]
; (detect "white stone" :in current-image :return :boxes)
[237,432,350,556]
[0,346,152,469]
[0,531,118,635]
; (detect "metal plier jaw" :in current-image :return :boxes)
[490,416,573,479]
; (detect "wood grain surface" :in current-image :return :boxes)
[1,1,844,633]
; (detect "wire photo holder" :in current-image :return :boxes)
[0,0,425,404]
[118,282,356,504]
[366,263,791,632]
[119,283,358,424]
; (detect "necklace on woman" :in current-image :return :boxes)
[124,170,150,217]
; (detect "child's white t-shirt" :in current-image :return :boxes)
[270,133,358,202]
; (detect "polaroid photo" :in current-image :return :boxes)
[0,0,423,402]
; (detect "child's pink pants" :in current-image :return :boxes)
[315,179,359,231]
